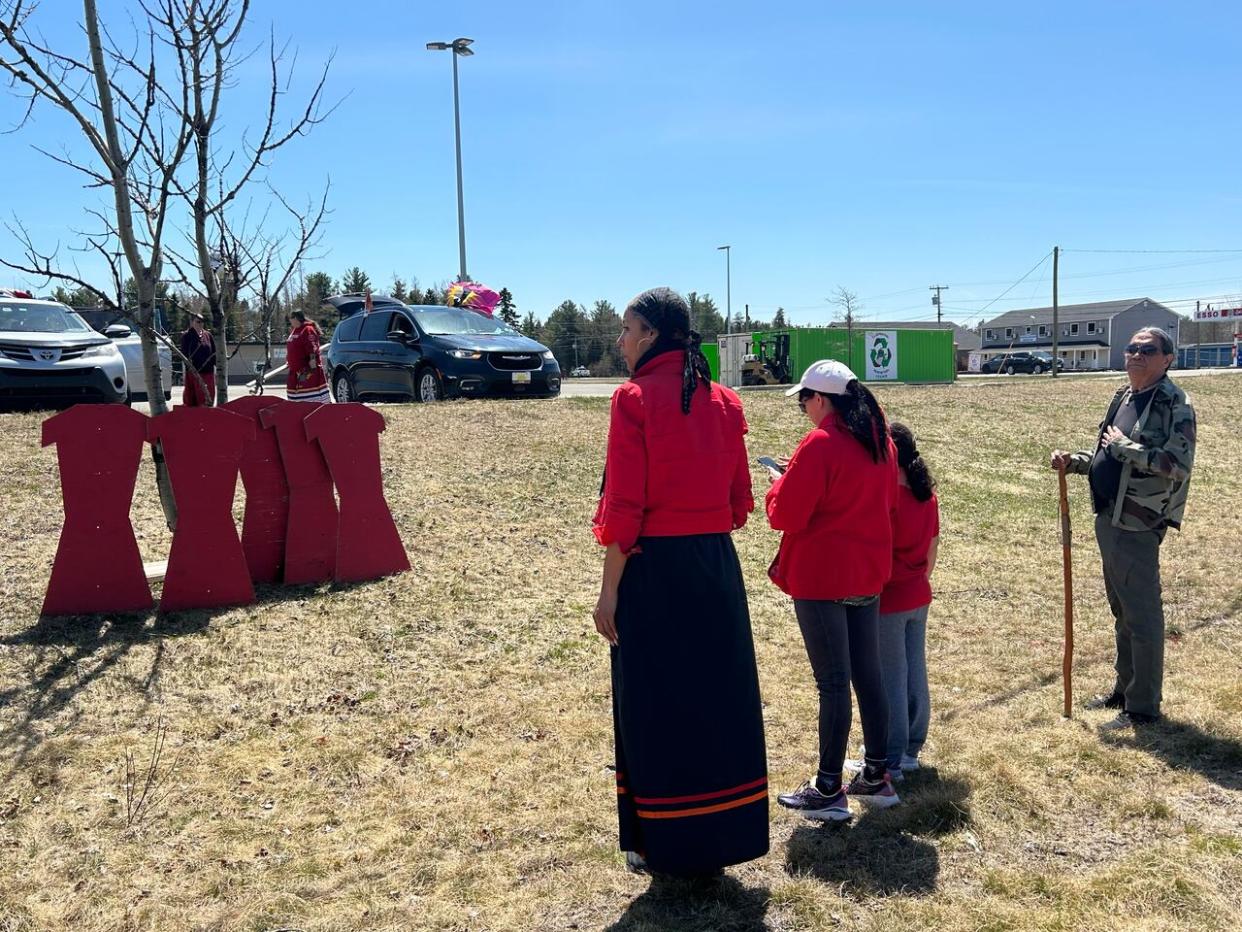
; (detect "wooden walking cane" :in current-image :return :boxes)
[1057,463,1075,718]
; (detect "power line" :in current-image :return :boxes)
[972,251,1054,319]
[1063,248,1242,254]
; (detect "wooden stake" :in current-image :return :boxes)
[1057,463,1075,717]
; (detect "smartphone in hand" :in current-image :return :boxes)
[756,455,786,474]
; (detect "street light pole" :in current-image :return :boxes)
[717,245,731,333]
[427,38,475,282]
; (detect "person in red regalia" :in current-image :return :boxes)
[286,311,331,403]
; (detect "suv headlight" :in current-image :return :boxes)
[542,350,555,361]
[82,343,120,358]
[447,349,482,359]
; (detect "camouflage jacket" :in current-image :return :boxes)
[1067,376,1196,532]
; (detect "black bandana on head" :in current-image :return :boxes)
[627,287,712,414]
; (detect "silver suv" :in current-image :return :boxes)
[75,308,173,402]
[0,292,129,407]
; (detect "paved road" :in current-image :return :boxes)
[122,366,1242,414]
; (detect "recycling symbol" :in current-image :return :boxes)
[870,335,892,369]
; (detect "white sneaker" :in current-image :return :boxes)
[844,755,903,783]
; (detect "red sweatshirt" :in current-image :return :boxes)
[879,486,940,614]
[765,415,898,600]
[593,351,753,553]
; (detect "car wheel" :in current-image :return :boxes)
[333,370,353,403]
[1033,365,1043,374]
[1005,364,1015,375]
[416,367,444,403]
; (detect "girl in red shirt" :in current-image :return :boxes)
[286,311,330,403]
[875,422,939,776]
[766,360,900,821]
[592,287,767,878]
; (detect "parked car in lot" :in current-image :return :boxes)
[75,309,173,401]
[980,350,1065,375]
[324,295,562,402]
[0,293,129,407]
[571,365,590,377]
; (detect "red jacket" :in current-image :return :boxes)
[765,415,898,600]
[879,486,940,614]
[286,322,326,391]
[593,351,753,552]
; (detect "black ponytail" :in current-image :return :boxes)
[890,421,935,501]
[827,380,889,463]
[680,330,712,414]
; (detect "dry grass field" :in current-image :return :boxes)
[1,374,1240,932]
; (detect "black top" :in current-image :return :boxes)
[179,327,216,374]
[1088,385,1155,513]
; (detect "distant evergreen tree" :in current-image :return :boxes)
[497,288,519,327]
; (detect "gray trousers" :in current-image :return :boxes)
[877,605,930,769]
[1094,513,1165,718]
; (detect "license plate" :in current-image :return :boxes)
[512,371,531,384]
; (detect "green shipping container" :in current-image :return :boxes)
[701,342,719,382]
[750,327,954,384]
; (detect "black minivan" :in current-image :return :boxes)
[323,295,561,403]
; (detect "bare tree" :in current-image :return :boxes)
[149,0,332,404]
[1,0,199,525]
[1,0,194,408]
[234,186,330,381]
[829,286,861,369]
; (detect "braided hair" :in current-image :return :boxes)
[626,287,712,414]
[826,380,890,463]
[890,421,936,501]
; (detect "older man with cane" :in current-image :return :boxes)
[1050,327,1196,731]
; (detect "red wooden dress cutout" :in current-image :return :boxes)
[305,403,410,583]
[148,407,256,612]
[41,405,153,616]
[223,396,290,584]
[259,401,338,585]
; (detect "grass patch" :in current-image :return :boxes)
[1,376,1240,929]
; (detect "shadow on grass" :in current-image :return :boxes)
[0,574,386,769]
[0,578,321,768]
[1104,718,1242,790]
[606,874,769,932]
[941,611,1236,725]
[0,611,208,769]
[784,771,971,899]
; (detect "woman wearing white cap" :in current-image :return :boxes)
[765,360,900,820]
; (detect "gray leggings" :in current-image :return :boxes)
[877,605,930,769]
[793,598,889,791]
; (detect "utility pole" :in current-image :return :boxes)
[1051,246,1060,378]
[930,284,949,324]
[744,303,750,330]
[717,245,732,335]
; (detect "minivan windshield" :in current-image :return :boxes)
[413,307,519,336]
[0,303,93,334]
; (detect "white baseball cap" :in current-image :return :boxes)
[785,359,858,397]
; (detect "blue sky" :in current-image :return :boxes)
[2,1,1240,326]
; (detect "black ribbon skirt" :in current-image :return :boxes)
[611,533,769,875]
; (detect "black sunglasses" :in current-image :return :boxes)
[1124,343,1161,356]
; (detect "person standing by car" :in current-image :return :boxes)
[286,311,330,404]
[1051,327,1195,730]
[592,286,767,878]
[179,312,216,406]
[766,360,901,821]
[871,422,939,780]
